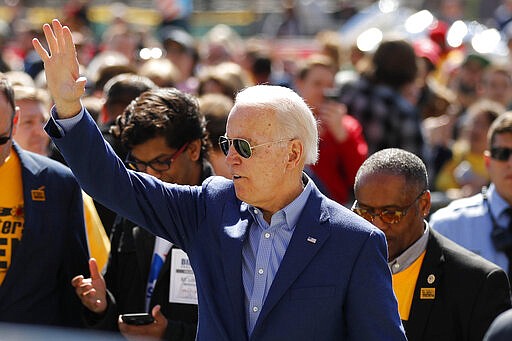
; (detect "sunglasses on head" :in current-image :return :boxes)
[0,121,13,145]
[218,135,291,159]
[351,191,426,225]
[490,147,512,162]
[124,142,189,172]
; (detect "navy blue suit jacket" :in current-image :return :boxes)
[0,143,89,327]
[47,111,406,340]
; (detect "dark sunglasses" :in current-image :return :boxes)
[490,147,512,162]
[352,191,426,225]
[125,142,189,172]
[218,135,291,159]
[0,121,13,145]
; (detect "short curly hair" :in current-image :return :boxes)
[112,87,208,160]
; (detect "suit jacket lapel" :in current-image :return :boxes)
[220,201,251,337]
[406,230,445,340]
[254,190,330,333]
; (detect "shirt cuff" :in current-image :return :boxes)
[50,105,85,134]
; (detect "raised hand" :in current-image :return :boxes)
[32,19,86,118]
[71,258,108,314]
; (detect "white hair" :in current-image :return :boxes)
[233,85,319,164]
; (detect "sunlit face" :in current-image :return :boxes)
[225,105,293,212]
[13,99,50,156]
[485,132,512,204]
[129,136,201,185]
[0,93,14,167]
[295,65,334,113]
[354,172,430,261]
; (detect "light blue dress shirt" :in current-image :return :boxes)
[430,184,512,270]
[242,177,312,335]
[50,106,85,131]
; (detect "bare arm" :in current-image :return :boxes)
[32,19,86,118]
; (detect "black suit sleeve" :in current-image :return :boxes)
[469,268,512,341]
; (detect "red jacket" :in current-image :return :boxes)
[310,115,367,205]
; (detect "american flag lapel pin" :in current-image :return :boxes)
[307,236,317,244]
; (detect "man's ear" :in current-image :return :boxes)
[420,190,432,217]
[186,139,202,162]
[287,139,303,168]
[484,150,491,170]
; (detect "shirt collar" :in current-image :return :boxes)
[388,221,430,274]
[486,184,511,220]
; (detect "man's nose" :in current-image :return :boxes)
[371,215,391,231]
[225,145,241,165]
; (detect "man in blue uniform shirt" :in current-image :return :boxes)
[430,112,512,275]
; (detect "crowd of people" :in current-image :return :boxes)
[1,0,512,340]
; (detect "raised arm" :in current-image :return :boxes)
[32,19,86,118]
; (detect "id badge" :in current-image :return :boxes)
[169,248,198,304]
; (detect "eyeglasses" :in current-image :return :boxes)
[218,135,291,159]
[490,147,512,162]
[0,121,13,145]
[351,191,426,224]
[125,142,189,172]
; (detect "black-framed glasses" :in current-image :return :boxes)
[351,190,426,224]
[0,121,13,145]
[490,147,512,162]
[218,135,291,159]
[125,142,189,172]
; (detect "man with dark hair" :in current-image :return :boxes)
[0,74,89,327]
[353,148,511,341]
[339,39,425,159]
[72,88,210,340]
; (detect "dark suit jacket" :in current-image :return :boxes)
[0,143,90,327]
[47,110,406,341]
[405,229,512,341]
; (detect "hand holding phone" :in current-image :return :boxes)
[120,312,155,325]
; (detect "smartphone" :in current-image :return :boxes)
[120,313,155,325]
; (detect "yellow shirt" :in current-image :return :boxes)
[82,192,110,272]
[435,149,488,191]
[392,251,426,321]
[0,147,110,280]
[0,149,24,285]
